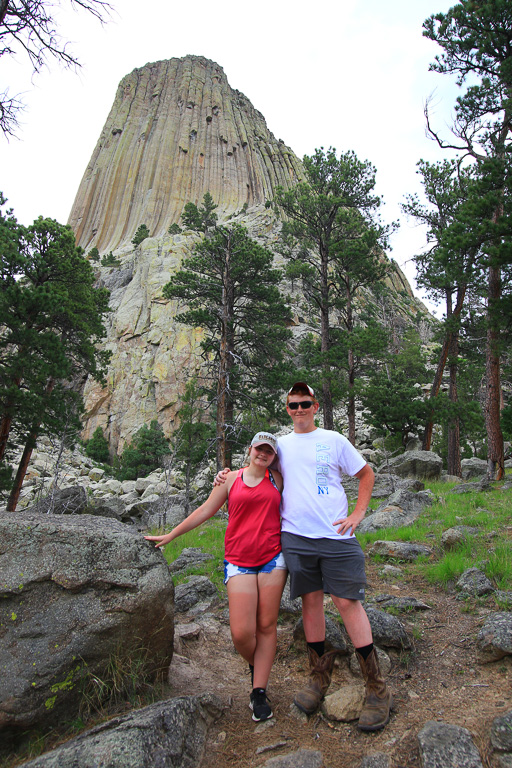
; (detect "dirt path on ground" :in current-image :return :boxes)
[168,562,511,768]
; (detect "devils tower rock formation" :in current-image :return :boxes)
[69,56,303,254]
[70,56,306,450]
[69,55,427,453]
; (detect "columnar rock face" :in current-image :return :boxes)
[65,55,429,453]
[68,55,304,254]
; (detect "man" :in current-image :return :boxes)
[217,381,392,731]
[278,382,392,731]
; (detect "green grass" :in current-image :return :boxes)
[359,477,512,592]
[157,514,227,591]
[149,477,512,596]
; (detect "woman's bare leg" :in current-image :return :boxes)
[252,570,288,689]
[227,574,258,665]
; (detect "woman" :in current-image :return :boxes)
[145,431,287,722]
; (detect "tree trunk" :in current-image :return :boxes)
[447,328,461,477]
[216,231,235,471]
[422,285,466,451]
[485,263,504,481]
[346,292,356,445]
[0,414,13,462]
[6,434,38,512]
[319,245,333,430]
[6,377,56,511]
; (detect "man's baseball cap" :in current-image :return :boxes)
[287,381,315,397]
[250,432,278,453]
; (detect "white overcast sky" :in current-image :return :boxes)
[1,0,459,313]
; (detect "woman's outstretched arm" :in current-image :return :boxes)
[144,478,232,548]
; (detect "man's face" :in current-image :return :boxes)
[286,393,319,431]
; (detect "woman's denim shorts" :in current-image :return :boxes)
[223,552,287,584]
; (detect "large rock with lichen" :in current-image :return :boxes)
[0,512,174,742]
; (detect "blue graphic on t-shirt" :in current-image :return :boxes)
[316,443,330,494]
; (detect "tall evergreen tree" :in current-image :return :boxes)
[402,159,481,475]
[117,420,170,481]
[360,330,430,448]
[0,200,110,508]
[163,195,292,469]
[423,0,512,479]
[273,147,395,439]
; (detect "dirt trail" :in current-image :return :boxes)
[169,564,511,768]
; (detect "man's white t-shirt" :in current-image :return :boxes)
[277,427,366,540]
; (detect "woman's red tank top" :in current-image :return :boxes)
[224,468,282,567]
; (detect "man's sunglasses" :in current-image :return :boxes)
[288,401,314,410]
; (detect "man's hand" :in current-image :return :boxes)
[333,508,366,537]
[213,467,230,486]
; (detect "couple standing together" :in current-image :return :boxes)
[146,382,392,729]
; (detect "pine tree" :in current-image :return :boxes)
[164,196,292,469]
[117,421,170,481]
[0,201,110,509]
[402,160,482,475]
[85,426,110,464]
[423,0,512,479]
[273,147,395,440]
[174,376,214,513]
[131,224,150,247]
[361,331,430,448]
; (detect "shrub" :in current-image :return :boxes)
[100,251,121,267]
[132,224,150,246]
[117,420,170,481]
[84,427,110,464]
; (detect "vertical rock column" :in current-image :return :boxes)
[68,55,304,254]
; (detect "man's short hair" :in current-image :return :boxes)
[286,381,318,405]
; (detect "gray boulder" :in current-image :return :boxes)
[448,476,493,495]
[374,595,431,612]
[461,457,488,480]
[168,547,214,575]
[456,567,494,597]
[0,512,174,738]
[140,498,188,532]
[418,721,484,768]
[343,473,423,500]
[369,540,432,562]
[358,486,433,533]
[477,612,512,662]
[441,526,479,549]
[261,749,324,768]
[17,694,223,768]
[364,607,411,649]
[358,505,421,534]
[174,575,218,613]
[378,450,443,480]
[358,755,391,768]
[280,580,302,615]
[90,496,128,521]
[491,710,512,753]
[381,488,433,512]
[27,486,89,515]
[293,616,349,653]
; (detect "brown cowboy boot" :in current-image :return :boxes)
[294,648,339,714]
[356,647,393,731]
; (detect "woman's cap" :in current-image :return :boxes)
[251,432,278,453]
[287,381,315,397]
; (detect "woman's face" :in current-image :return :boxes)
[249,443,275,467]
